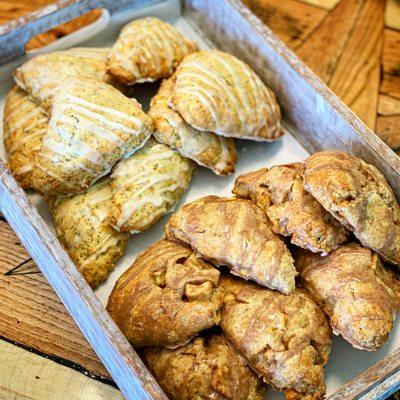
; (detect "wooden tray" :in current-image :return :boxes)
[1,1,400,399]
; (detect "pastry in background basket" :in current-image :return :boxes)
[303,150,400,265]
[142,334,265,400]
[220,275,331,400]
[296,243,400,351]
[165,195,297,294]
[48,179,129,289]
[3,86,48,189]
[171,50,283,141]
[107,240,223,348]
[109,138,194,234]
[148,78,237,176]
[13,47,117,111]
[107,17,197,85]
[233,163,349,255]
[32,77,153,196]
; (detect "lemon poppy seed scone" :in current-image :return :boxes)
[109,139,194,233]
[296,243,400,351]
[303,151,400,265]
[107,240,224,348]
[13,47,115,111]
[165,196,297,293]
[142,334,265,400]
[49,179,129,289]
[220,275,331,400]
[107,17,197,85]
[233,164,349,255]
[149,78,237,175]
[3,86,48,189]
[32,77,153,196]
[171,50,283,141]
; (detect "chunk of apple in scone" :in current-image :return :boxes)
[32,77,153,196]
[107,239,223,348]
[233,163,348,255]
[220,275,331,400]
[49,179,128,289]
[165,196,296,293]
[109,138,194,233]
[142,334,265,400]
[296,243,400,351]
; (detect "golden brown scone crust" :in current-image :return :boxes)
[3,86,48,189]
[13,47,114,110]
[296,243,399,351]
[107,239,223,348]
[50,180,129,289]
[171,50,283,141]
[233,163,349,255]
[220,275,331,400]
[109,138,194,233]
[143,334,265,400]
[165,195,296,293]
[32,77,153,196]
[107,17,197,85]
[303,150,400,265]
[149,78,237,175]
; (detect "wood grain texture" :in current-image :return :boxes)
[241,0,327,49]
[381,74,400,101]
[383,28,400,75]
[328,0,384,129]
[0,220,110,380]
[299,0,341,9]
[0,339,123,400]
[385,0,400,31]
[376,115,400,153]
[378,94,400,116]
[296,0,363,83]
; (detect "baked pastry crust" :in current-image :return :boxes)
[171,50,283,141]
[107,239,223,348]
[303,151,400,265]
[165,195,296,293]
[149,78,237,175]
[49,179,129,289]
[220,275,331,400]
[295,243,399,351]
[233,163,348,255]
[109,138,194,233]
[107,17,197,85]
[3,86,48,189]
[32,77,153,195]
[13,47,113,110]
[143,334,265,400]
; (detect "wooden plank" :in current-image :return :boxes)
[376,115,400,153]
[296,0,363,83]
[0,220,110,380]
[299,0,341,10]
[381,74,400,101]
[378,94,400,116]
[383,28,400,75]
[328,0,384,129]
[386,0,400,31]
[0,339,123,400]
[241,0,327,50]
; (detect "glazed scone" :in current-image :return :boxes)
[220,275,331,400]
[165,196,297,293]
[171,50,283,141]
[50,179,129,289]
[107,240,223,348]
[233,164,349,255]
[109,138,194,233]
[13,47,114,110]
[3,86,48,189]
[303,151,400,265]
[143,334,265,400]
[149,78,237,175]
[296,243,399,351]
[32,77,153,196]
[107,17,197,85]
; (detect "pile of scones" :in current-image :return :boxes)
[3,16,400,400]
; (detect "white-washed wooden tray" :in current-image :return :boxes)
[1,1,400,399]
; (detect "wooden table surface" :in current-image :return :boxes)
[0,0,400,399]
